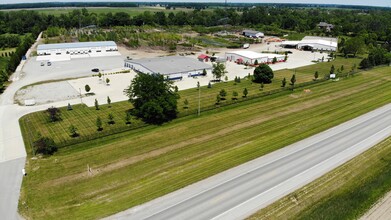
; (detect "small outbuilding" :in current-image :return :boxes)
[242,30,264,38]
[198,54,210,62]
[124,56,212,80]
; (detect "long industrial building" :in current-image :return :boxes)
[37,41,120,61]
[280,36,338,51]
[124,56,212,80]
[225,51,286,64]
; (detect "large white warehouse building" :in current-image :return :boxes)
[280,36,338,51]
[225,51,286,64]
[124,56,212,80]
[37,41,119,61]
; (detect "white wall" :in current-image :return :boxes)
[298,43,336,52]
[225,53,268,64]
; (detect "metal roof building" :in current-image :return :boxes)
[37,41,117,51]
[37,41,119,61]
[279,36,338,51]
[124,56,212,80]
[225,51,285,64]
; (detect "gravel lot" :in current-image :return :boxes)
[15,81,79,105]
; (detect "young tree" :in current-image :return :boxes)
[207,82,212,88]
[108,113,115,124]
[106,78,110,85]
[219,89,227,100]
[232,91,238,100]
[95,99,99,110]
[224,76,228,82]
[47,106,61,122]
[281,77,287,87]
[212,63,227,81]
[243,88,248,98]
[290,74,296,90]
[272,57,277,64]
[107,96,111,107]
[96,116,103,131]
[197,81,200,90]
[174,86,179,92]
[284,55,288,62]
[125,112,131,125]
[85,84,91,93]
[202,69,207,76]
[67,103,73,111]
[124,73,179,124]
[314,71,319,80]
[253,64,274,84]
[260,82,264,91]
[98,72,102,79]
[68,125,78,137]
[330,65,335,75]
[216,94,221,105]
[33,134,57,155]
[237,76,241,83]
[183,99,189,109]
[254,59,259,65]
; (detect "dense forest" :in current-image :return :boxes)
[1,6,391,92]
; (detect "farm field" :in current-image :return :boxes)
[248,136,391,220]
[19,66,391,220]
[19,57,361,149]
[28,7,195,16]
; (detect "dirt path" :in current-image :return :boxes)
[41,80,382,188]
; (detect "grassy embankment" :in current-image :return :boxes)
[18,63,391,219]
[248,136,391,220]
[20,57,360,150]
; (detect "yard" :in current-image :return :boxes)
[18,64,391,219]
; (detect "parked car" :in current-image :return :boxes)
[286,51,293,54]
[47,61,51,66]
[91,68,99,72]
[40,62,44,66]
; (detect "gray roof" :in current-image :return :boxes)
[37,41,117,50]
[126,56,212,75]
[243,30,262,34]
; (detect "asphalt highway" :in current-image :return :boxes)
[107,103,391,220]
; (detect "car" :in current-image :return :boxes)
[47,61,51,66]
[40,62,44,66]
[91,68,99,72]
[285,51,293,54]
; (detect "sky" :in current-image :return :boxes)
[0,0,389,7]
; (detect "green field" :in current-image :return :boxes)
[19,64,391,219]
[20,57,361,149]
[248,136,391,220]
[29,7,194,16]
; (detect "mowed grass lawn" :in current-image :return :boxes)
[20,57,361,150]
[19,66,391,220]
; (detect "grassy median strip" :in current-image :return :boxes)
[248,136,391,220]
[18,66,391,219]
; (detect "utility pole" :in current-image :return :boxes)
[197,81,201,116]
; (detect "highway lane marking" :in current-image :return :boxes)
[211,123,391,220]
